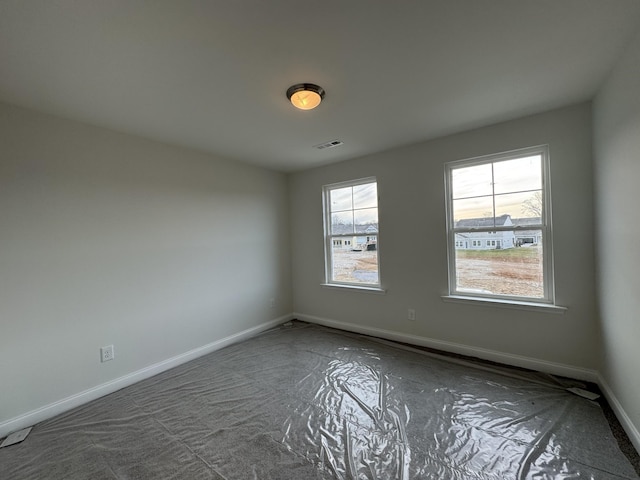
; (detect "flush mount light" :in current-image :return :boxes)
[286,83,325,110]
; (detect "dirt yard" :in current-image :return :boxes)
[332,250,379,284]
[456,246,543,297]
[332,246,543,298]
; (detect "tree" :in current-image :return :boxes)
[521,191,542,217]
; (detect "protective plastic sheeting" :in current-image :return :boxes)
[0,322,637,479]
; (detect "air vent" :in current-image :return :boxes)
[314,139,343,150]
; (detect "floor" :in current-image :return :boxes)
[1,321,638,479]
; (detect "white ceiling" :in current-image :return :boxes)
[2,1,640,172]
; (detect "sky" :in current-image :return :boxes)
[451,155,542,221]
[326,157,542,230]
[330,182,378,230]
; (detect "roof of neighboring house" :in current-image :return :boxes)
[455,214,512,228]
[331,223,378,235]
[511,217,542,236]
[511,217,541,226]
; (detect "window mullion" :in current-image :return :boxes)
[491,162,496,229]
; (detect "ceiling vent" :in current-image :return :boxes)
[314,140,343,150]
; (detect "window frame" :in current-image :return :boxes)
[322,177,382,290]
[444,145,556,305]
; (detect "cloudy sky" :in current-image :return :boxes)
[330,182,378,231]
[451,155,542,221]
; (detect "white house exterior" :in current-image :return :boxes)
[332,224,377,251]
[511,217,543,246]
[454,214,516,250]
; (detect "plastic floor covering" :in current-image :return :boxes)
[1,321,638,479]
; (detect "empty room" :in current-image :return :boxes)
[1,1,640,478]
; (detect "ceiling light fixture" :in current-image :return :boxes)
[286,83,325,110]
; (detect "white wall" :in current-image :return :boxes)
[290,103,600,373]
[0,102,291,429]
[594,28,640,448]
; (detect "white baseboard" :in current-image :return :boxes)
[294,312,599,383]
[597,373,640,454]
[0,315,292,438]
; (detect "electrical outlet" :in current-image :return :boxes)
[408,308,416,321]
[270,298,275,308]
[100,345,115,363]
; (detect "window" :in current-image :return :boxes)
[323,178,380,288]
[445,146,554,303]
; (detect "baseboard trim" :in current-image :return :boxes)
[294,312,599,383]
[597,373,640,454]
[0,314,292,438]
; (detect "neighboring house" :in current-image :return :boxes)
[332,223,378,250]
[511,217,543,246]
[332,237,354,249]
[454,214,516,250]
[359,224,378,250]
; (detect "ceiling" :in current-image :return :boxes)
[2,1,640,172]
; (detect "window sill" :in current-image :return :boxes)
[321,283,387,295]
[441,295,567,314]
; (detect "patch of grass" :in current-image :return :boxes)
[457,246,541,261]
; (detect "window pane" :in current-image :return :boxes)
[330,187,352,212]
[331,211,353,234]
[331,242,379,284]
[452,163,493,199]
[493,155,541,194]
[452,196,494,223]
[495,191,543,221]
[454,232,544,298]
[353,183,377,209]
[354,207,378,233]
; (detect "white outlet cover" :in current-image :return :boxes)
[101,345,114,362]
[0,427,32,448]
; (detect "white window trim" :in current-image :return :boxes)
[441,294,566,314]
[322,177,382,290]
[322,283,386,294]
[444,145,559,307]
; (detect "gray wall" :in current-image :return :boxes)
[290,103,599,371]
[0,102,291,425]
[594,29,640,444]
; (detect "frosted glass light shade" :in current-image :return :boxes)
[286,83,325,110]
